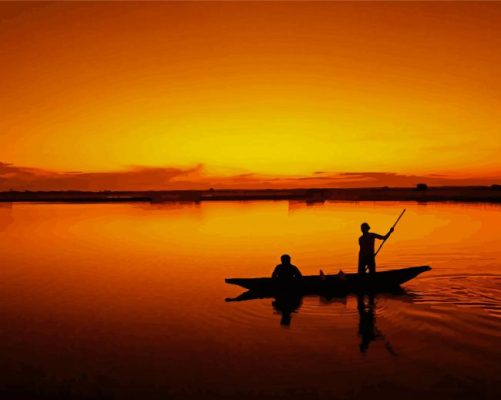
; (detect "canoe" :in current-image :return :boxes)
[225,265,431,294]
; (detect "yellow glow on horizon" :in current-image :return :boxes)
[1,1,500,182]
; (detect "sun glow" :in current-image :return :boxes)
[1,2,500,186]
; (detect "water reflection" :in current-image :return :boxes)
[227,289,409,354]
[356,293,398,355]
[1,202,500,399]
[226,290,306,327]
[357,293,377,353]
[272,291,303,326]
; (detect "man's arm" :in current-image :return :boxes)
[383,227,395,240]
[272,265,280,279]
[374,227,394,241]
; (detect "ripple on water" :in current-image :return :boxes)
[409,274,501,317]
[219,274,501,335]
[212,299,278,329]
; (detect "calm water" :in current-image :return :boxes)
[0,201,500,399]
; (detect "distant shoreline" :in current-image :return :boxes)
[1,186,500,204]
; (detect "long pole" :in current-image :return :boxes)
[374,209,406,257]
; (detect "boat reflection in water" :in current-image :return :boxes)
[226,289,409,353]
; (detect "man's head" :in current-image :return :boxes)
[281,254,291,265]
[361,222,370,233]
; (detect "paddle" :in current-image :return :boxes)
[374,208,406,257]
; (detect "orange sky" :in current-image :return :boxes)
[1,1,500,190]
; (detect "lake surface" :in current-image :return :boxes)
[0,201,500,399]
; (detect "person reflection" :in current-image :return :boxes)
[357,293,398,355]
[357,293,377,353]
[272,291,302,327]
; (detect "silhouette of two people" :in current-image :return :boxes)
[358,222,394,275]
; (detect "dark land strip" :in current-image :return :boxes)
[1,186,501,204]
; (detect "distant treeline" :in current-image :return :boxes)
[1,185,500,203]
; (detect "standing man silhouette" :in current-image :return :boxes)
[358,223,394,275]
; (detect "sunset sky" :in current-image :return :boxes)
[1,1,500,190]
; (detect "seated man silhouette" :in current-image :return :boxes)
[272,254,302,283]
[358,222,394,275]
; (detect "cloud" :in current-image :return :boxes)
[0,161,499,191]
[0,162,204,191]
[281,171,501,188]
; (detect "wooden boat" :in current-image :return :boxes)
[225,265,431,294]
